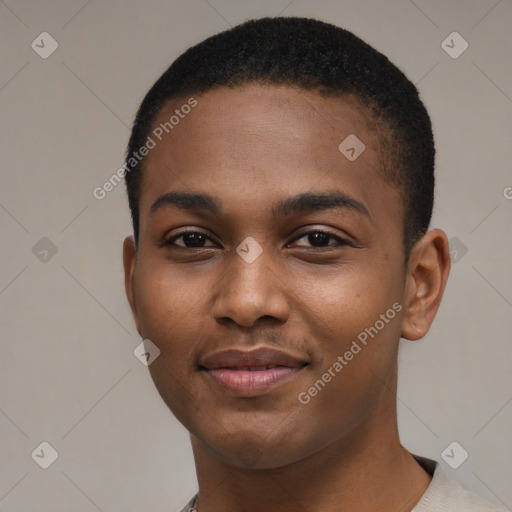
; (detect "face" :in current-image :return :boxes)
[124,84,412,469]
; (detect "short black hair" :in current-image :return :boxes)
[125,16,435,256]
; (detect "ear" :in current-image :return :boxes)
[123,236,142,336]
[401,229,451,341]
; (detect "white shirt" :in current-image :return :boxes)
[412,457,502,511]
[179,457,502,511]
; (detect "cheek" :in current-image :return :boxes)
[133,263,209,421]
[134,262,197,338]
[293,259,402,344]
[292,302,401,455]
[293,263,403,412]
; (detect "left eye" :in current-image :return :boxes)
[289,231,347,248]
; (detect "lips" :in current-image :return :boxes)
[200,347,308,396]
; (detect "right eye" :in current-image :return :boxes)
[161,230,218,248]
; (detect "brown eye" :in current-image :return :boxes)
[163,231,217,248]
[307,232,332,247]
[291,230,348,248]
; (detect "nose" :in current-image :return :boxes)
[211,243,290,328]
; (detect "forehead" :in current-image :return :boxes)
[139,84,400,228]
[152,85,379,158]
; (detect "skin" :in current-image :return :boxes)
[123,84,451,511]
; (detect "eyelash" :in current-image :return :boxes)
[160,229,350,249]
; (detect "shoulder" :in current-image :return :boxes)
[412,457,502,512]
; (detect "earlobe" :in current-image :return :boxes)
[401,229,451,341]
[123,236,141,336]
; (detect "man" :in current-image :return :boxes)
[122,17,500,511]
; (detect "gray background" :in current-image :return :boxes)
[0,1,511,510]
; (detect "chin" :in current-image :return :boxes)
[194,425,320,470]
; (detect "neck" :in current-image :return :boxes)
[189,370,431,512]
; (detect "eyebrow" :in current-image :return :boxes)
[272,191,369,218]
[149,190,369,218]
[150,192,221,215]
